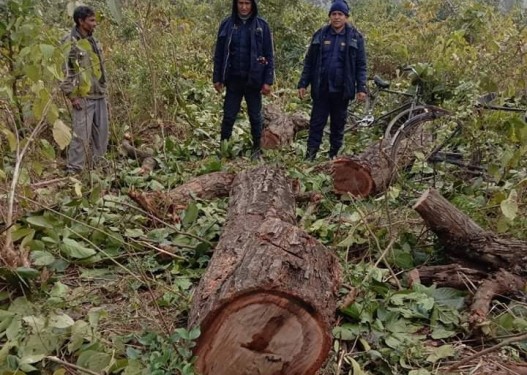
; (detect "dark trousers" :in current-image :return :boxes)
[220,77,262,147]
[307,91,349,153]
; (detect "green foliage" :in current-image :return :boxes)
[3,0,527,374]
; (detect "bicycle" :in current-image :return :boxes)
[332,66,439,138]
[387,92,527,183]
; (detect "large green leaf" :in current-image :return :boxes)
[60,239,97,259]
[52,119,72,150]
[30,251,55,266]
[26,215,54,229]
[106,0,123,23]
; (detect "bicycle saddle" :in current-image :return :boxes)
[373,75,390,89]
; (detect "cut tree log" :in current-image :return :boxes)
[121,139,157,174]
[331,131,429,197]
[413,188,527,274]
[412,188,527,324]
[128,172,236,222]
[261,104,309,149]
[188,166,341,375]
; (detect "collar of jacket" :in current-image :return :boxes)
[312,23,357,45]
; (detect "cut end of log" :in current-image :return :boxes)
[195,292,329,375]
[261,129,281,149]
[332,157,374,197]
[412,188,433,210]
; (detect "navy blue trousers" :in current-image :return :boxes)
[307,91,349,154]
[220,77,262,146]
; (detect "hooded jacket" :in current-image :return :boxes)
[212,0,274,88]
[60,27,107,99]
[298,23,367,101]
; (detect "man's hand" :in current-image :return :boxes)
[261,84,271,96]
[70,97,82,110]
[298,87,306,99]
[356,91,367,102]
[213,82,224,93]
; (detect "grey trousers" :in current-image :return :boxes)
[67,97,109,171]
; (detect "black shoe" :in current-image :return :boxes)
[329,149,339,160]
[305,148,318,161]
[251,148,262,161]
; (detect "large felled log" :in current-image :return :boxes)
[413,188,527,323]
[129,172,236,221]
[332,107,452,197]
[413,188,527,274]
[189,166,341,375]
[261,105,309,149]
[331,131,431,197]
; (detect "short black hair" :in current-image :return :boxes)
[73,6,95,26]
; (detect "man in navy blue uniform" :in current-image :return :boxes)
[298,0,367,161]
[213,0,274,160]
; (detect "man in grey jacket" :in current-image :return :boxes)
[61,5,108,173]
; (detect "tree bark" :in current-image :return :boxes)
[189,166,341,375]
[413,188,527,274]
[413,188,527,323]
[121,139,157,174]
[261,105,309,149]
[129,172,236,221]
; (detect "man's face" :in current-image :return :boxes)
[329,11,348,31]
[79,15,97,35]
[237,0,253,17]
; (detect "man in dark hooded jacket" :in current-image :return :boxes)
[213,0,274,160]
[298,0,367,161]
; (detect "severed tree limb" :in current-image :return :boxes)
[129,171,236,222]
[122,139,157,174]
[416,264,487,289]
[413,188,527,324]
[469,269,526,325]
[447,332,527,372]
[413,188,527,274]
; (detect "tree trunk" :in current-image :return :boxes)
[412,188,527,323]
[413,188,527,274]
[189,166,341,375]
[261,105,309,149]
[331,119,436,197]
[129,172,236,221]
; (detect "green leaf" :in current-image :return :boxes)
[106,0,123,23]
[500,189,518,220]
[350,358,366,375]
[26,215,54,229]
[125,228,144,238]
[1,128,17,152]
[68,320,90,353]
[60,238,97,259]
[53,119,72,150]
[11,228,35,242]
[182,202,199,227]
[15,267,40,279]
[30,251,56,266]
[49,313,75,329]
[39,44,55,59]
[76,350,112,372]
[426,344,456,363]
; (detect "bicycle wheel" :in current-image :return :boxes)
[384,104,441,141]
[388,108,463,181]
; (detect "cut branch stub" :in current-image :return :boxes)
[189,166,341,375]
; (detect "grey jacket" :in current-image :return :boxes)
[60,27,107,99]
